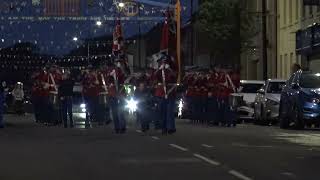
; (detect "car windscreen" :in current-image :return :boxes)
[267,82,285,93]
[239,83,263,93]
[300,74,320,88]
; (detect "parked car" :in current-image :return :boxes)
[232,80,264,121]
[254,79,286,125]
[279,71,320,129]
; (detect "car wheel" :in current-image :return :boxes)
[279,102,289,129]
[292,105,305,130]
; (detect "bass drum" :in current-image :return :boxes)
[98,92,108,106]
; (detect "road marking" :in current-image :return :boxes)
[151,136,160,140]
[229,170,253,180]
[201,144,213,148]
[193,154,220,166]
[136,130,142,133]
[281,172,297,178]
[232,143,273,148]
[169,144,188,152]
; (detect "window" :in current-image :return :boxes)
[280,55,283,77]
[284,0,287,25]
[309,5,313,17]
[289,0,292,24]
[285,54,288,77]
[302,3,306,18]
[296,0,299,21]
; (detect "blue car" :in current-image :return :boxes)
[279,71,320,129]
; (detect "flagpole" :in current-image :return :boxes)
[176,0,181,84]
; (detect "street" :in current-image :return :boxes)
[1,115,320,180]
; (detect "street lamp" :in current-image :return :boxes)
[73,37,78,41]
[118,2,125,8]
[1,39,4,43]
[96,21,102,26]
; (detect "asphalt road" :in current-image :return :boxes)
[1,114,320,180]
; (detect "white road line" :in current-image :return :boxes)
[201,144,213,148]
[169,144,189,152]
[136,130,142,133]
[151,136,160,140]
[229,170,253,180]
[193,154,220,166]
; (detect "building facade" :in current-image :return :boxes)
[278,0,320,79]
[241,0,277,80]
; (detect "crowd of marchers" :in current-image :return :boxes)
[0,58,241,133]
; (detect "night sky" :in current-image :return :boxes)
[0,0,198,56]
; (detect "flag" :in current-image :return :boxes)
[44,0,81,16]
[112,20,124,58]
[160,11,169,53]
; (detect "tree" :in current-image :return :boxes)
[194,0,257,65]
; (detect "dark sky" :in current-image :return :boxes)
[0,0,198,56]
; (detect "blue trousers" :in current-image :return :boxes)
[158,97,176,132]
[61,97,73,128]
[137,105,149,132]
[219,98,235,126]
[206,97,219,124]
[0,93,4,128]
[109,97,126,131]
[85,96,98,127]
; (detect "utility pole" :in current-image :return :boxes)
[138,3,142,68]
[191,0,194,65]
[262,0,268,80]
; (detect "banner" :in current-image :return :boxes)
[303,0,320,5]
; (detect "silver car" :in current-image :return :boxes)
[233,80,264,121]
[254,79,286,125]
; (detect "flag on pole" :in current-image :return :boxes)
[112,20,124,58]
[160,11,169,53]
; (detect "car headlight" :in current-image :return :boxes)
[126,98,138,112]
[309,98,320,104]
[80,103,86,108]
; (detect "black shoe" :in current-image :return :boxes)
[168,129,176,135]
[162,130,168,135]
[114,129,120,134]
[120,128,126,134]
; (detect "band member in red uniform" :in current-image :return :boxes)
[47,65,62,125]
[185,74,195,120]
[218,68,236,127]
[97,66,110,126]
[205,69,219,125]
[31,70,42,123]
[38,68,51,125]
[107,62,127,134]
[154,55,177,135]
[82,67,100,128]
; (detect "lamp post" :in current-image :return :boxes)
[73,21,102,64]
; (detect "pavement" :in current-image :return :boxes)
[1,114,320,180]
